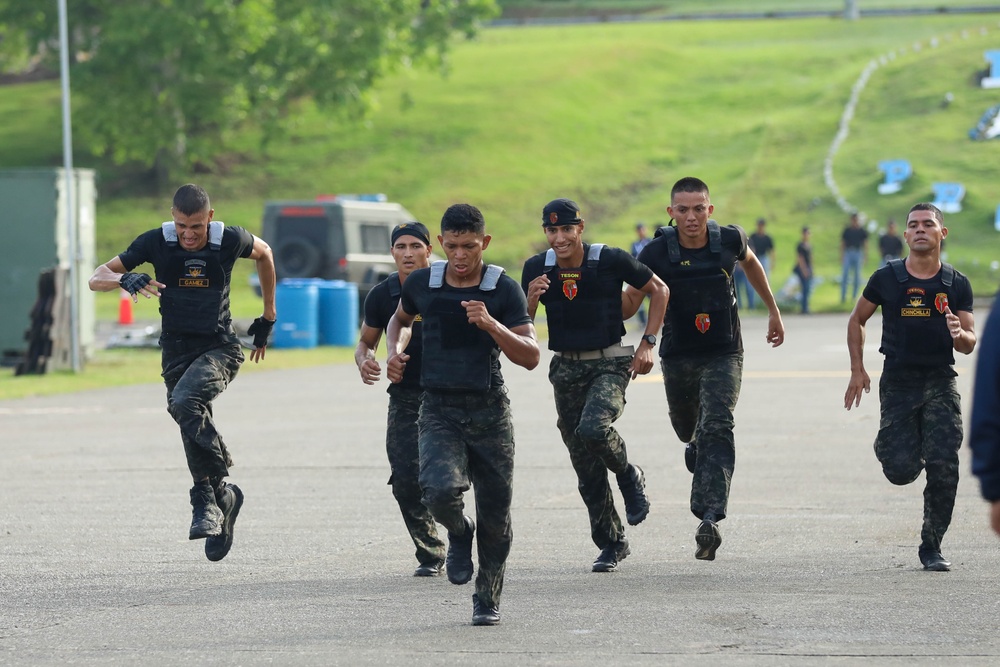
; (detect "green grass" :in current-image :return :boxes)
[3,11,1000,396]
[497,0,1000,17]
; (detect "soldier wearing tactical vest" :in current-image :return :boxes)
[845,203,976,572]
[624,177,784,562]
[521,198,668,574]
[385,203,539,627]
[89,184,276,562]
[355,221,447,578]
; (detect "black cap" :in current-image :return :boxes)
[391,221,431,246]
[542,198,583,226]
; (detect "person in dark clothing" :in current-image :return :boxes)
[969,296,1000,536]
[386,203,539,626]
[89,183,276,562]
[879,218,905,267]
[795,226,813,314]
[845,203,976,571]
[841,212,869,303]
[521,198,668,573]
[355,221,446,577]
[624,177,785,562]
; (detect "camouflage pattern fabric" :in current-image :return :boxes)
[875,366,962,553]
[386,385,446,567]
[548,354,632,549]
[661,352,744,521]
[161,342,244,479]
[418,388,514,608]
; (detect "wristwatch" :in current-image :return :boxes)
[641,333,657,346]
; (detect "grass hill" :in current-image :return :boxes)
[2,12,1000,323]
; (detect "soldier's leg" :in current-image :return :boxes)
[387,388,446,568]
[417,395,471,536]
[662,357,701,443]
[918,377,962,554]
[874,374,924,487]
[689,353,742,522]
[550,357,623,549]
[163,344,243,480]
[467,391,515,609]
[575,357,632,474]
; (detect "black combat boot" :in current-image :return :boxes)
[695,514,722,561]
[205,478,244,561]
[446,516,475,585]
[616,464,650,526]
[472,593,501,626]
[592,537,630,573]
[189,480,223,540]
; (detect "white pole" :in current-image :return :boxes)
[57,0,80,372]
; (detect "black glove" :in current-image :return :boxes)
[247,316,275,348]
[120,272,152,296]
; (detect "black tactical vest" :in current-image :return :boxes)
[158,221,227,335]
[420,262,506,391]
[660,221,738,354]
[539,244,622,351]
[881,259,957,367]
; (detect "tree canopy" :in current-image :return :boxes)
[0,0,497,184]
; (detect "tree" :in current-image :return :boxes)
[0,0,498,186]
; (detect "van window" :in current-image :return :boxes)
[360,223,391,253]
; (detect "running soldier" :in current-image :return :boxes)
[89,183,276,562]
[845,203,976,571]
[521,198,668,573]
[386,203,539,626]
[624,177,784,561]
[355,221,446,577]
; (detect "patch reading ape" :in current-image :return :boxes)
[695,313,711,333]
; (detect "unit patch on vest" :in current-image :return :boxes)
[179,259,210,287]
[559,270,582,301]
[934,292,949,313]
[695,312,711,333]
[900,287,930,317]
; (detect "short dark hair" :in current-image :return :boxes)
[671,177,709,200]
[441,203,486,235]
[908,202,943,224]
[172,184,210,216]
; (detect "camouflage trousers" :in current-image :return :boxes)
[386,385,446,567]
[662,351,743,521]
[418,387,514,608]
[875,366,962,552]
[161,339,243,480]
[549,354,632,550]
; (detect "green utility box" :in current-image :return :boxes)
[0,169,96,365]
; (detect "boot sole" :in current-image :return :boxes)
[205,485,244,561]
[695,521,722,561]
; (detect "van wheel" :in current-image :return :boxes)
[276,237,322,277]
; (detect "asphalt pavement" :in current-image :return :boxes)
[1,312,998,665]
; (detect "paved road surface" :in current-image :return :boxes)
[2,313,998,665]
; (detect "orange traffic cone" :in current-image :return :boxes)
[118,289,133,325]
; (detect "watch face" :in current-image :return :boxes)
[643,334,656,345]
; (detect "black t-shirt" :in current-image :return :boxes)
[638,224,748,357]
[842,226,868,250]
[363,275,423,390]
[749,232,774,257]
[796,242,812,270]
[521,244,652,350]
[400,265,531,389]
[879,234,904,259]
[863,263,973,368]
[118,224,255,337]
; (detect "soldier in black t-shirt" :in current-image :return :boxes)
[386,204,539,626]
[89,184,276,562]
[521,198,668,574]
[845,203,976,572]
[841,213,870,303]
[624,177,785,562]
[354,221,446,577]
[878,219,905,267]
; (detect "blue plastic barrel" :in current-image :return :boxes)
[273,280,319,349]
[317,280,358,346]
